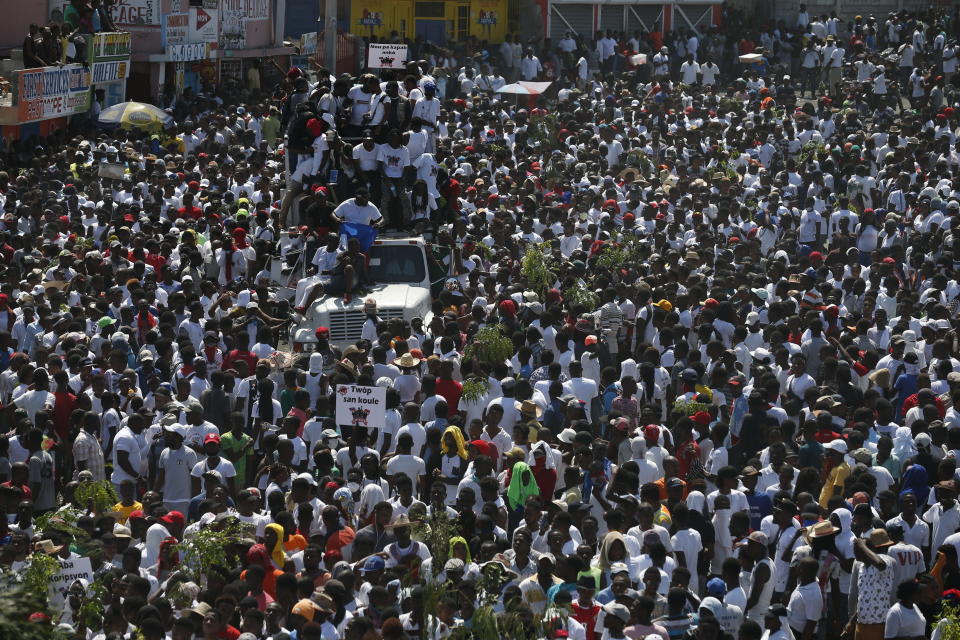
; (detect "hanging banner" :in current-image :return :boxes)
[336,384,387,428]
[163,13,189,46]
[167,43,211,62]
[91,32,133,60]
[91,60,130,83]
[17,64,91,123]
[367,43,408,69]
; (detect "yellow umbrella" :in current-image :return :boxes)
[97,101,175,132]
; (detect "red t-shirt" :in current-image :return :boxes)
[177,205,203,220]
[435,378,462,416]
[52,391,77,440]
[571,602,601,640]
[223,349,258,373]
[217,625,241,640]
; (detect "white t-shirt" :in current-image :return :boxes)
[680,61,700,84]
[884,603,925,638]
[378,144,411,179]
[334,198,382,226]
[787,581,823,631]
[158,447,199,503]
[385,454,426,490]
[111,427,146,484]
[190,456,237,480]
[352,143,380,171]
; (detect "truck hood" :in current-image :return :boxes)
[293,284,431,344]
[309,284,428,316]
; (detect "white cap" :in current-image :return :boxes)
[825,439,848,453]
[746,311,760,326]
[309,352,324,374]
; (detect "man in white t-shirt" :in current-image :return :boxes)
[680,54,700,84]
[332,188,383,227]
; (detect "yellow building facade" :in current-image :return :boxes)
[350,0,508,45]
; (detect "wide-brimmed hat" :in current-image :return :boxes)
[805,521,839,541]
[867,528,894,548]
[520,400,543,418]
[384,514,419,529]
[393,353,421,368]
[36,539,63,555]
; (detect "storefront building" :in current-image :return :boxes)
[349,0,509,45]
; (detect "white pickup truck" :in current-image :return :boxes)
[290,237,435,351]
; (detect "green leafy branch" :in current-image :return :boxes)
[519,241,555,299]
[75,480,119,515]
[464,325,514,367]
[23,552,59,600]
[0,581,52,640]
[174,518,244,585]
[461,377,490,404]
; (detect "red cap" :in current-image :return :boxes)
[882,257,896,264]
[187,180,199,190]
[728,378,742,386]
[702,298,719,308]
[204,433,221,445]
[584,335,598,346]
[623,213,635,222]
[159,510,185,528]
[643,424,660,439]
[809,251,823,261]
[692,411,712,427]
[128,509,145,520]
[315,326,330,339]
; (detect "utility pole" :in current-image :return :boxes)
[324,0,337,73]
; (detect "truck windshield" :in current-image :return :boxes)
[368,245,427,284]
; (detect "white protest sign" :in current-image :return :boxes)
[367,43,408,69]
[49,556,94,606]
[336,384,386,428]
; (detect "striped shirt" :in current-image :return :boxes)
[72,430,106,481]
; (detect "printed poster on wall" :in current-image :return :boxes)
[189,6,219,44]
[109,0,160,29]
[220,0,247,50]
[367,43,408,69]
[163,13,189,46]
[336,384,386,428]
[17,64,91,123]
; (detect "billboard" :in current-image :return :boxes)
[109,0,160,29]
[189,6,219,44]
[163,12,190,46]
[18,64,91,123]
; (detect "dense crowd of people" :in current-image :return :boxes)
[8,5,960,640]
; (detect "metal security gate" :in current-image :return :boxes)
[625,5,664,34]
[599,5,625,32]
[549,4,595,41]
[674,3,715,35]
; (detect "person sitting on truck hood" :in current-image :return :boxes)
[326,237,370,303]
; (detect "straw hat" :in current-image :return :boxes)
[393,353,421,368]
[520,400,543,419]
[805,521,839,542]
